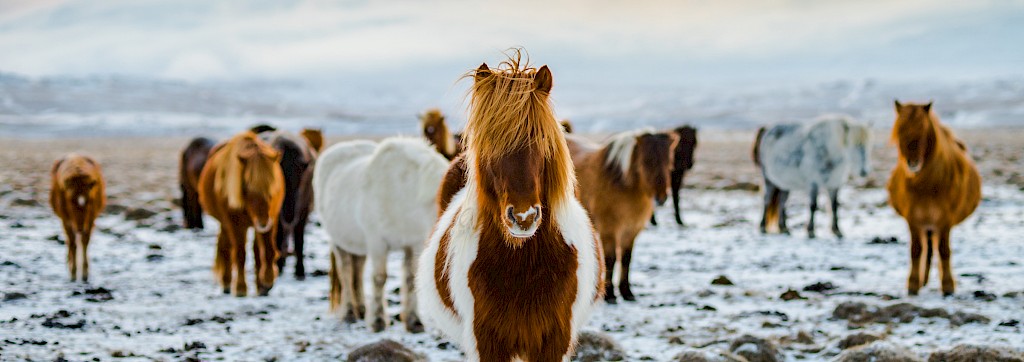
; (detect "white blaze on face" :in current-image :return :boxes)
[515,207,536,222]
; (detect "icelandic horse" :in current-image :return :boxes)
[887,101,980,296]
[259,131,318,280]
[567,129,678,303]
[753,115,872,238]
[50,154,106,282]
[198,131,285,296]
[314,137,447,332]
[421,109,462,160]
[180,137,216,229]
[417,53,604,361]
[650,125,698,226]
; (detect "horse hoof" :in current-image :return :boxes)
[907,289,919,296]
[622,294,637,302]
[407,320,425,334]
[604,296,618,305]
[942,291,954,298]
[234,291,247,298]
[222,287,230,295]
[807,231,816,239]
[343,310,359,324]
[294,273,306,281]
[371,318,386,332]
[257,287,271,297]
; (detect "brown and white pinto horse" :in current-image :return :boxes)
[198,131,285,296]
[420,108,462,160]
[888,101,981,296]
[50,154,106,282]
[567,129,678,303]
[180,137,216,229]
[417,54,603,361]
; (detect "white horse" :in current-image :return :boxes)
[753,114,872,238]
[313,137,448,333]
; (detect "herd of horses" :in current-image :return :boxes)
[46,52,982,359]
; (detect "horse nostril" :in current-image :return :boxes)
[506,206,516,223]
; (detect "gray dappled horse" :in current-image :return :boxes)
[753,115,871,238]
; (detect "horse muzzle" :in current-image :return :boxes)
[906,160,922,173]
[505,205,541,239]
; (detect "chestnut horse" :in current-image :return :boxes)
[50,154,106,282]
[180,137,216,229]
[417,54,603,361]
[420,109,461,160]
[259,131,317,280]
[888,101,980,296]
[300,128,325,153]
[198,131,284,296]
[567,129,677,303]
[650,125,697,226]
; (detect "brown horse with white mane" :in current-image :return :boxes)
[568,129,677,303]
[51,154,106,282]
[198,131,285,296]
[417,53,603,361]
[888,101,980,296]
[420,109,461,160]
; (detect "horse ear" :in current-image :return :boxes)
[475,63,490,83]
[894,99,902,111]
[535,65,552,94]
[923,101,933,113]
[237,145,257,161]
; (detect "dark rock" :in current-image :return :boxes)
[1,261,21,268]
[10,221,26,229]
[927,344,1024,362]
[159,223,181,233]
[835,341,922,362]
[42,316,85,329]
[574,331,626,361]
[310,269,328,277]
[124,207,158,221]
[729,335,782,362]
[104,204,128,214]
[831,302,989,327]
[998,319,1019,327]
[838,332,883,350]
[73,287,114,303]
[711,275,734,286]
[722,182,759,192]
[803,281,837,293]
[868,236,899,244]
[3,292,28,302]
[347,339,425,362]
[11,198,40,207]
[673,349,746,362]
[972,290,997,302]
[183,341,206,351]
[780,289,805,301]
[146,254,165,262]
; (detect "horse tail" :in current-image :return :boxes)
[753,126,766,168]
[328,247,343,312]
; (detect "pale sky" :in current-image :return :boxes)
[0,0,1022,85]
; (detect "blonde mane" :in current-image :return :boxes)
[212,131,280,210]
[604,127,655,177]
[465,50,574,209]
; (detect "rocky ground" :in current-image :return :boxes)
[1,129,1022,361]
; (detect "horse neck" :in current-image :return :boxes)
[914,118,959,178]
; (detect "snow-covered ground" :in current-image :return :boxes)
[2,178,1022,361]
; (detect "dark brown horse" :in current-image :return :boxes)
[568,129,677,303]
[199,131,285,296]
[180,137,216,229]
[50,154,106,282]
[261,131,317,280]
[888,101,981,296]
[651,125,697,226]
[417,54,604,360]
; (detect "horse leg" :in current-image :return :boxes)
[229,225,247,297]
[937,226,955,296]
[402,246,424,333]
[215,229,232,294]
[63,222,77,282]
[352,254,367,319]
[254,228,278,296]
[760,181,778,234]
[649,210,658,226]
[777,189,791,235]
[274,223,288,276]
[807,184,819,239]
[328,248,344,316]
[672,170,685,226]
[618,228,641,302]
[828,188,843,238]
[907,224,924,296]
[335,248,357,323]
[367,246,389,332]
[600,232,618,304]
[293,221,307,280]
[80,224,92,283]
[922,230,934,287]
